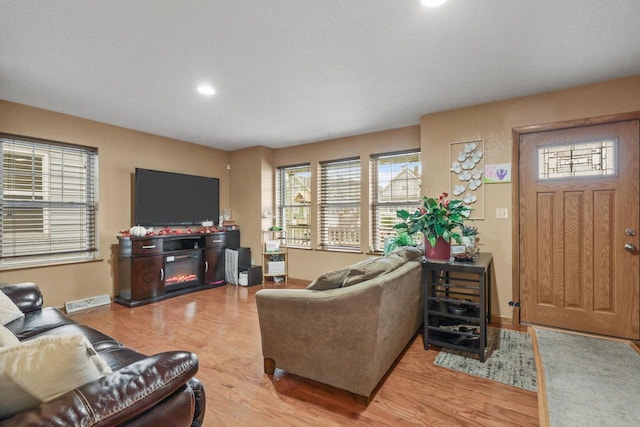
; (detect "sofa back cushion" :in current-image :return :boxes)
[306,246,423,290]
[0,334,112,420]
[391,246,422,262]
[341,246,422,288]
[306,267,350,291]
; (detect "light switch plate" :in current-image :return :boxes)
[496,208,509,219]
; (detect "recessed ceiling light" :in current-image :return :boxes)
[421,0,448,7]
[197,84,216,96]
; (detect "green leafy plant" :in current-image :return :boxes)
[462,225,478,236]
[383,231,417,254]
[394,192,471,248]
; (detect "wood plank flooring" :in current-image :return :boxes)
[70,282,539,426]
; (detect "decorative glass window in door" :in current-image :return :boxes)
[538,139,616,179]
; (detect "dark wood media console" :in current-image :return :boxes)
[116,231,239,307]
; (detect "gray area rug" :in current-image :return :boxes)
[434,327,537,392]
[534,328,640,427]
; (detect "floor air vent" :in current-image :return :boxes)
[65,295,111,314]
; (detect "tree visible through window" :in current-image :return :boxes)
[0,135,98,268]
[371,151,421,252]
[276,164,311,247]
[319,158,361,251]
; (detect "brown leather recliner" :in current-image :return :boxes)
[0,283,205,426]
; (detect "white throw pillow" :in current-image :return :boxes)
[0,334,112,419]
[0,291,24,325]
[0,325,19,348]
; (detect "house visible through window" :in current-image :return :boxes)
[276,164,311,248]
[371,151,422,252]
[319,158,361,251]
[0,135,98,268]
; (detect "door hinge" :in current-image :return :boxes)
[508,301,520,308]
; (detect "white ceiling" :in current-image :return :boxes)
[1,0,640,151]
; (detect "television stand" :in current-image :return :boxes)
[116,231,239,307]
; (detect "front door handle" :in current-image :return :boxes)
[624,243,637,252]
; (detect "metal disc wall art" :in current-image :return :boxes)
[449,139,484,219]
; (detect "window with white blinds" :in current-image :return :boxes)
[0,135,98,269]
[319,158,361,251]
[275,164,311,248]
[371,151,421,252]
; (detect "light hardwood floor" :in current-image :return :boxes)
[71,282,539,426]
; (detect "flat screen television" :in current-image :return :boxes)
[134,168,220,226]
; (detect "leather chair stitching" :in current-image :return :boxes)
[74,390,98,426]
[95,357,196,423]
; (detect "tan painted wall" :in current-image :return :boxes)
[229,146,273,264]
[0,100,230,307]
[4,75,639,315]
[271,125,421,279]
[420,75,640,320]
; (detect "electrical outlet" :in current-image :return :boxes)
[496,208,509,219]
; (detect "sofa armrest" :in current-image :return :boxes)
[0,351,200,427]
[0,282,43,313]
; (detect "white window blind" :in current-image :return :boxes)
[276,164,311,248]
[371,151,422,252]
[319,158,361,251]
[0,135,98,268]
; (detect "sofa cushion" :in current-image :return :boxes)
[339,246,422,288]
[0,291,24,325]
[28,324,126,354]
[342,255,404,288]
[0,334,112,420]
[392,245,423,261]
[0,325,19,348]
[306,267,350,291]
[4,307,77,340]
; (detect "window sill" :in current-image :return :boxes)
[0,257,104,272]
[315,248,364,255]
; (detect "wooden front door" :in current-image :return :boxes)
[519,120,640,339]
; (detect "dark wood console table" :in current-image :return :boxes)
[116,232,234,307]
[423,253,493,361]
